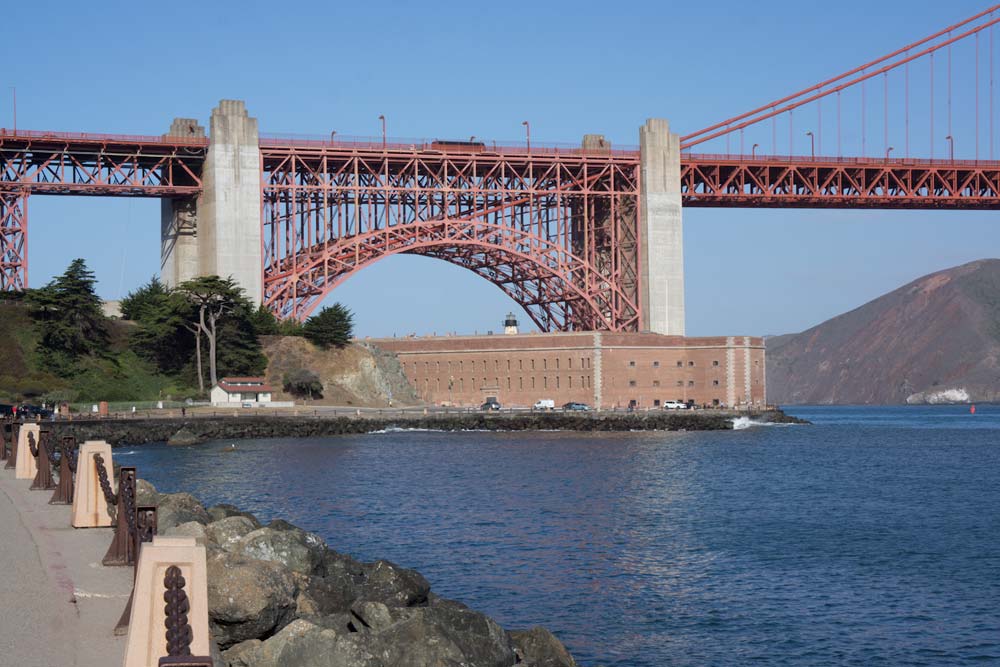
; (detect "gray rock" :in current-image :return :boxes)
[365,603,516,667]
[357,560,430,607]
[135,478,158,506]
[220,638,261,667]
[211,637,225,667]
[350,600,404,632]
[157,492,211,530]
[234,526,325,576]
[207,551,298,648]
[509,627,577,667]
[167,426,203,446]
[208,503,262,528]
[206,516,258,551]
[297,570,361,615]
[163,520,213,546]
[322,548,367,577]
[248,619,381,667]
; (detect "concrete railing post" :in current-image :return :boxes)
[15,423,39,480]
[71,441,114,528]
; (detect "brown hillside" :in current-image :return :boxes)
[261,336,420,407]
[767,259,1000,404]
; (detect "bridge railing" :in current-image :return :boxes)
[260,132,640,157]
[683,152,1000,168]
[0,128,208,147]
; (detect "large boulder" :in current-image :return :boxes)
[368,603,516,667]
[356,560,430,607]
[233,526,325,576]
[206,516,258,551]
[296,572,360,616]
[208,503,262,528]
[219,639,261,667]
[167,426,203,446]
[135,478,158,506]
[207,551,298,648]
[157,492,211,530]
[244,619,382,667]
[509,627,577,667]
[163,520,213,546]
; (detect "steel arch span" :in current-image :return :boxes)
[261,146,642,331]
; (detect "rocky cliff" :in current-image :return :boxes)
[767,259,1000,404]
[261,337,420,407]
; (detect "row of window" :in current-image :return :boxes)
[403,357,593,374]
[628,360,722,368]
[626,379,722,387]
[415,376,594,391]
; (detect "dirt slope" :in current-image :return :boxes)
[261,336,420,407]
[767,259,1000,404]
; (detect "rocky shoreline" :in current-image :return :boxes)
[141,479,577,667]
[49,409,806,447]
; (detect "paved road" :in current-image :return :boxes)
[0,465,131,666]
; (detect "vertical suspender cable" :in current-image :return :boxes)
[948,42,953,141]
[789,109,794,157]
[862,74,867,156]
[905,57,910,157]
[838,90,842,157]
[772,107,776,155]
[931,53,934,160]
[884,72,889,155]
[818,97,823,154]
[976,31,981,160]
[991,24,995,160]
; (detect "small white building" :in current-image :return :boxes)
[211,377,274,406]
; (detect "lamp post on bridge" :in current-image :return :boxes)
[805,131,815,158]
[752,143,759,158]
[330,130,337,143]
[946,135,954,161]
[885,146,894,162]
[522,120,531,153]
[378,115,386,149]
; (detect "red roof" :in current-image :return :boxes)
[216,377,274,393]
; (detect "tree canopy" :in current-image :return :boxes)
[303,303,354,349]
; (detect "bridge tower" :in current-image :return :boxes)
[160,100,262,304]
[639,118,685,336]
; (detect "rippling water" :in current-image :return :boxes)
[124,406,1000,666]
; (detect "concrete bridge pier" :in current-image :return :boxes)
[160,101,262,305]
[639,118,685,336]
[160,118,204,288]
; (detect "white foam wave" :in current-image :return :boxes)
[731,417,796,430]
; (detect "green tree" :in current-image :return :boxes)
[282,368,324,399]
[303,303,354,350]
[249,304,280,336]
[27,259,110,370]
[120,276,170,321]
[175,276,267,391]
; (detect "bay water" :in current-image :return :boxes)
[125,406,1000,665]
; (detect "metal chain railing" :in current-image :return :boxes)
[50,436,77,505]
[103,467,137,567]
[93,452,117,506]
[157,565,212,667]
[30,429,56,491]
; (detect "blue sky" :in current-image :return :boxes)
[4,0,999,337]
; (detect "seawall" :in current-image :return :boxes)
[42,409,805,447]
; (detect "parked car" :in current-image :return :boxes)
[562,402,591,411]
[480,399,501,411]
[662,400,688,410]
[532,399,556,411]
[0,404,13,416]
[18,404,53,418]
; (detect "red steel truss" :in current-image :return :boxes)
[0,190,27,291]
[0,130,206,196]
[260,146,642,330]
[681,154,1000,208]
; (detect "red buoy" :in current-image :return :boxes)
[970,404,977,415]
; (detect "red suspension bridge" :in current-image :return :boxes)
[2,6,1000,330]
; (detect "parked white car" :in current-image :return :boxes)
[662,400,688,410]
[533,399,556,411]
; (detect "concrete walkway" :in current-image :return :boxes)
[0,465,131,666]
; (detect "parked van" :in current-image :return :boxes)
[533,399,556,411]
